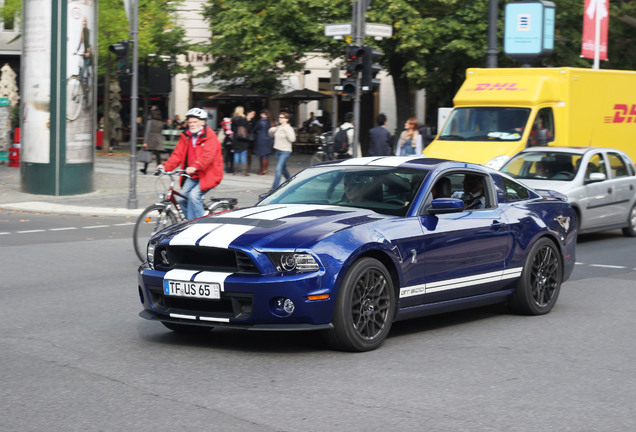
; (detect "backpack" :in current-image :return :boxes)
[333,127,352,154]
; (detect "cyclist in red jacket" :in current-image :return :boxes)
[157,108,223,219]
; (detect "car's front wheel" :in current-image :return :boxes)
[326,257,395,352]
[510,237,562,315]
[621,203,636,237]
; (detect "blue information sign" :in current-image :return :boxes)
[504,0,555,62]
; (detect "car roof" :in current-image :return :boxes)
[332,156,492,173]
[517,147,623,156]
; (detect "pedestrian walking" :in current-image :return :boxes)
[269,111,296,189]
[254,109,274,175]
[368,113,392,156]
[231,106,253,176]
[140,105,164,174]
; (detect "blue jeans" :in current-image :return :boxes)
[178,177,205,219]
[233,150,247,164]
[272,150,291,189]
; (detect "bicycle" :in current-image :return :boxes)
[66,53,92,121]
[309,131,335,165]
[133,168,238,261]
[309,131,351,165]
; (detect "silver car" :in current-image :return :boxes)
[501,147,636,237]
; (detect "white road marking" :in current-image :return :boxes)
[82,225,109,229]
[16,229,46,234]
[49,227,78,231]
[589,264,627,269]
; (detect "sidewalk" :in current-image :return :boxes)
[0,151,315,216]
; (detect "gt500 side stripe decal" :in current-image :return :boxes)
[399,267,523,298]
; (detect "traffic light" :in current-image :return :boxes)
[345,44,365,79]
[109,40,130,74]
[361,45,383,92]
[341,78,356,97]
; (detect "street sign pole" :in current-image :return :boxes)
[127,0,138,209]
[352,0,364,158]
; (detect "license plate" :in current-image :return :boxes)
[163,280,221,300]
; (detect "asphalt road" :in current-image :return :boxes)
[2,211,636,431]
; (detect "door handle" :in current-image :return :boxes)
[491,220,506,230]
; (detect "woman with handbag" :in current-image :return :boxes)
[231,106,252,176]
[140,106,165,174]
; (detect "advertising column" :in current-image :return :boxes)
[21,0,95,195]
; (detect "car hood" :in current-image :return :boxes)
[518,179,577,194]
[157,204,392,251]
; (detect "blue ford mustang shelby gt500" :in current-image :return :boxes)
[137,157,577,351]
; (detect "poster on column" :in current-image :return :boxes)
[581,0,609,61]
[21,0,52,164]
[66,0,95,163]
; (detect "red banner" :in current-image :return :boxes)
[581,0,609,60]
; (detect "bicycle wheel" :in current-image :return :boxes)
[66,76,83,121]
[310,152,326,166]
[133,205,178,262]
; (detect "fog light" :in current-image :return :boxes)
[271,297,295,316]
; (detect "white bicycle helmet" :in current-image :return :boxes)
[185,107,208,120]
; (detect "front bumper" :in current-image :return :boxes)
[137,266,337,329]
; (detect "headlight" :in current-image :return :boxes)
[147,240,158,269]
[267,252,319,273]
[485,155,510,170]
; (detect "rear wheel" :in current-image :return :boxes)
[621,203,636,237]
[133,204,177,262]
[510,238,562,315]
[326,257,395,352]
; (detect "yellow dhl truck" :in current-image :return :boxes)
[424,67,636,169]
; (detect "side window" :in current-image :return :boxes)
[502,177,531,201]
[607,153,629,178]
[585,153,607,180]
[528,108,554,147]
[447,173,492,210]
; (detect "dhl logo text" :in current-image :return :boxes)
[606,104,636,123]
[468,83,524,91]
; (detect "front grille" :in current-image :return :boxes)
[147,284,253,319]
[154,245,259,274]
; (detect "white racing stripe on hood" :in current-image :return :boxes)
[216,207,274,218]
[169,223,223,246]
[164,269,199,282]
[244,204,340,220]
[197,224,255,248]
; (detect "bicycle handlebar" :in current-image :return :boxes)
[154,167,190,178]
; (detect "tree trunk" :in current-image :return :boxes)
[388,54,412,138]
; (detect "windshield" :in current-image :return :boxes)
[438,107,531,141]
[501,151,582,181]
[259,165,430,216]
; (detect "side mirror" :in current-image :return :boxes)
[427,198,465,214]
[585,172,607,183]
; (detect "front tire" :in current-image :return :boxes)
[621,203,636,237]
[326,257,395,352]
[510,238,562,315]
[133,205,177,262]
